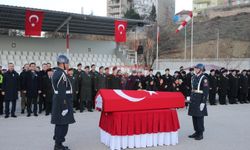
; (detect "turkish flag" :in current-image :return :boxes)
[115,20,127,42]
[25,10,44,36]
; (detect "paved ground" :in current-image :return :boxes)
[0,103,250,150]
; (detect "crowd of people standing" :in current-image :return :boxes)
[0,62,249,118]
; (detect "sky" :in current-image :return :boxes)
[0,0,192,16]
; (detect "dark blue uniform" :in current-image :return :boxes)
[188,73,209,137]
[51,67,75,146]
[2,70,20,116]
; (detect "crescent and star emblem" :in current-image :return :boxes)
[29,15,39,27]
[117,24,125,35]
[113,90,157,102]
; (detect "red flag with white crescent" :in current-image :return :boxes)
[115,20,127,42]
[25,10,44,36]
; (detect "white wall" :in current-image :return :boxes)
[0,35,116,54]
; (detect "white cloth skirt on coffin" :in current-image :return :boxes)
[100,128,178,150]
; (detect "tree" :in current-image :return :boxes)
[124,7,141,20]
[149,4,156,22]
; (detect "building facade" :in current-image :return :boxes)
[107,0,132,18]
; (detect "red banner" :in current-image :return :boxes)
[115,20,127,42]
[96,89,185,112]
[25,10,44,36]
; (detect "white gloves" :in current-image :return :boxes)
[61,109,68,116]
[200,103,205,111]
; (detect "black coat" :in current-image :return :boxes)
[162,74,173,91]
[79,71,92,101]
[41,76,54,98]
[208,74,217,93]
[96,73,107,91]
[2,70,20,101]
[108,74,122,89]
[126,75,140,90]
[188,74,209,117]
[228,74,239,97]
[145,75,156,91]
[24,71,41,98]
[219,75,229,94]
[239,74,248,94]
[20,70,28,91]
[51,67,75,125]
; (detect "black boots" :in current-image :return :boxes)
[54,144,70,150]
[188,132,203,140]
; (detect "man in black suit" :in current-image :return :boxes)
[24,63,41,117]
[42,68,54,115]
[2,63,20,118]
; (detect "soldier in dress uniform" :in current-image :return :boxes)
[228,70,239,104]
[51,55,75,150]
[96,66,107,91]
[89,64,99,109]
[68,68,79,113]
[41,68,54,116]
[239,70,249,103]
[208,69,217,105]
[2,63,20,118]
[126,70,141,90]
[218,70,229,105]
[188,64,209,140]
[145,69,156,91]
[108,67,122,89]
[162,68,173,92]
[186,68,194,97]
[79,66,93,112]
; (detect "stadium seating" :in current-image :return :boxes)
[0,50,124,72]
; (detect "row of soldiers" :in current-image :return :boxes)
[0,62,249,118]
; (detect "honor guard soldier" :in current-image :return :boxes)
[228,70,239,104]
[51,55,75,150]
[188,64,209,140]
[218,69,229,105]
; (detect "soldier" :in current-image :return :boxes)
[108,67,122,89]
[208,69,217,105]
[0,66,3,115]
[67,68,79,112]
[186,68,194,97]
[51,55,75,150]
[162,68,173,91]
[42,68,54,116]
[79,66,93,112]
[89,64,99,108]
[218,70,229,105]
[145,69,156,91]
[228,70,239,104]
[188,64,209,140]
[2,63,20,118]
[126,70,141,90]
[96,66,107,91]
[24,63,42,117]
[20,64,29,114]
[39,63,48,113]
[74,63,83,110]
[239,70,249,103]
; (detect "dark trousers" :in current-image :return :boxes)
[45,95,52,115]
[39,94,45,113]
[209,90,216,105]
[192,116,204,134]
[239,93,247,103]
[5,99,16,116]
[27,97,38,114]
[0,92,4,114]
[219,92,227,104]
[80,99,92,111]
[54,124,69,145]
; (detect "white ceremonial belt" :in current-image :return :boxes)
[54,91,72,94]
[192,90,203,94]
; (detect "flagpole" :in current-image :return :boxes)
[190,14,194,68]
[184,26,187,60]
[156,24,159,70]
[66,23,70,58]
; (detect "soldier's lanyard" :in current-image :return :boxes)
[197,75,205,92]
